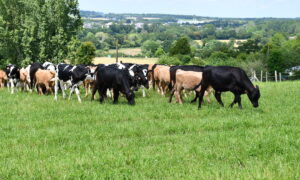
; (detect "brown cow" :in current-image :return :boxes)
[152,65,169,95]
[83,65,97,97]
[35,70,56,95]
[0,70,7,88]
[156,66,170,96]
[170,70,212,104]
[19,68,30,91]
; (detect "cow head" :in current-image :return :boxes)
[247,85,261,108]
[6,65,19,79]
[126,91,135,105]
[133,65,149,89]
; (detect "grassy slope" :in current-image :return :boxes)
[0,81,299,179]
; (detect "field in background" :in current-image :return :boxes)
[93,57,157,64]
[108,48,142,56]
[0,81,299,178]
[195,39,247,47]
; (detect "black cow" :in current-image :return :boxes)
[26,62,44,91]
[169,65,204,103]
[91,66,135,105]
[196,66,261,109]
[5,64,20,94]
[54,63,93,102]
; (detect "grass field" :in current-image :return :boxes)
[93,57,157,65]
[0,81,300,179]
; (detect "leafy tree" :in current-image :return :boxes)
[141,40,161,57]
[169,37,191,56]
[76,41,96,64]
[154,47,165,57]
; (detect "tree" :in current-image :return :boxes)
[141,40,161,57]
[154,47,165,57]
[76,42,96,64]
[169,37,191,56]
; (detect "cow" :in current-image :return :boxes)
[5,64,20,94]
[156,66,170,96]
[82,64,98,97]
[151,64,169,94]
[169,65,204,91]
[91,66,135,105]
[26,62,45,91]
[196,66,261,109]
[35,70,56,95]
[19,68,30,91]
[0,70,8,88]
[42,62,56,72]
[169,70,212,104]
[54,63,93,103]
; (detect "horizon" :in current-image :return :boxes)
[78,0,300,18]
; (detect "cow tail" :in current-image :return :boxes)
[151,64,157,90]
[193,81,202,91]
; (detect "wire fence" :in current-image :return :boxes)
[250,71,300,82]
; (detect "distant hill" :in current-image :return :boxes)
[80,10,104,18]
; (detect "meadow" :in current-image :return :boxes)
[0,81,299,179]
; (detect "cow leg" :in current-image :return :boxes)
[214,91,224,107]
[99,87,106,103]
[191,91,198,103]
[10,79,14,94]
[74,86,82,103]
[106,89,111,98]
[91,83,97,101]
[60,81,66,99]
[198,84,209,109]
[113,89,119,104]
[142,86,146,97]
[54,79,59,100]
[230,93,242,109]
[169,88,175,103]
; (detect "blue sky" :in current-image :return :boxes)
[78,0,299,18]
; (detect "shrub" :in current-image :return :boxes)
[76,41,96,65]
[157,55,181,65]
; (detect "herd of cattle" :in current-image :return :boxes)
[0,62,261,109]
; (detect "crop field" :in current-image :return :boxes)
[0,81,299,179]
[108,48,142,56]
[93,57,157,65]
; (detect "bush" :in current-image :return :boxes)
[157,55,182,65]
[76,41,96,65]
[190,57,206,66]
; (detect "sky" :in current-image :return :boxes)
[78,0,299,18]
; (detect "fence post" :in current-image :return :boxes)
[279,73,282,82]
[275,71,278,82]
[260,70,263,82]
[266,72,268,82]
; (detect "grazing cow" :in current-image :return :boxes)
[169,70,212,104]
[35,70,56,95]
[26,62,45,91]
[91,66,135,105]
[169,65,204,91]
[0,70,8,88]
[196,66,261,109]
[5,64,20,94]
[19,68,30,91]
[156,66,170,96]
[54,63,93,102]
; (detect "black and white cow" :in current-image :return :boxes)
[114,62,149,97]
[91,66,135,105]
[5,64,20,94]
[54,63,93,103]
[196,66,261,109]
[42,62,56,72]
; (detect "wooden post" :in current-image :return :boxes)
[275,71,278,82]
[115,40,119,63]
[279,73,282,82]
[260,70,263,82]
[266,72,268,82]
